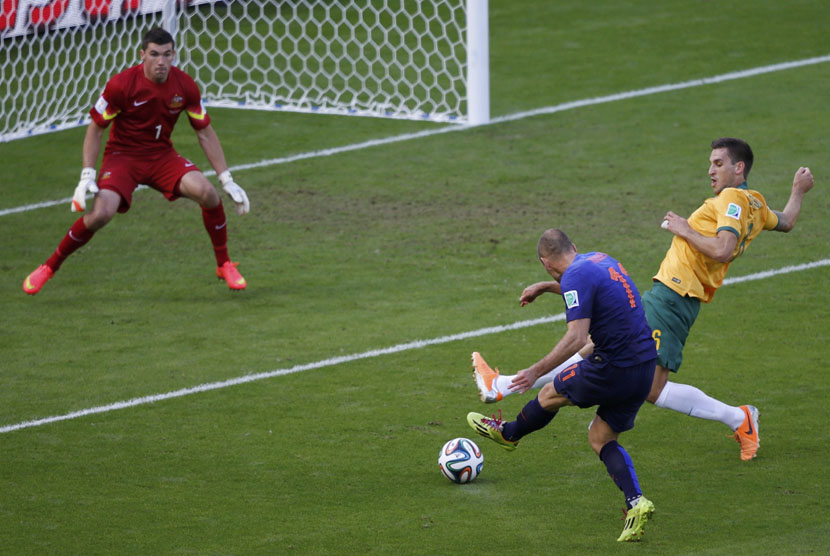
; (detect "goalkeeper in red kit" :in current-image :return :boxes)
[23,27,250,295]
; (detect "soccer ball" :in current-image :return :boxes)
[438,437,483,484]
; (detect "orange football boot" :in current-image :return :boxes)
[734,405,760,461]
[472,351,503,403]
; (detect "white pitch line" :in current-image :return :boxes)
[0,313,565,434]
[2,258,828,434]
[2,54,828,218]
[493,54,830,124]
[722,259,830,285]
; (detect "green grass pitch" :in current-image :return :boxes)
[2,1,829,554]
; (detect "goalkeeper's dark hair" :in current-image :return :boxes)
[142,28,175,50]
[711,137,754,179]
[538,229,575,260]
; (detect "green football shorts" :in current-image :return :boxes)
[641,281,700,372]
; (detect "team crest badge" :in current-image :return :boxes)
[564,290,579,309]
[726,202,742,220]
[169,95,184,109]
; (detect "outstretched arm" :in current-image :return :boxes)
[195,124,229,175]
[71,122,106,212]
[195,124,250,215]
[773,167,814,233]
[82,122,106,169]
[510,317,590,393]
[519,281,562,307]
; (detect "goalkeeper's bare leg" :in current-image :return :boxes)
[23,190,118,295]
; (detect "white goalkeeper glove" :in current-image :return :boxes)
[71,167,99,212]
[219,170,250,215]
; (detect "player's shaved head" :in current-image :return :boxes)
[537,229,575,260]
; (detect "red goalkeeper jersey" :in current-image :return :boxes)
[89,64,211,156]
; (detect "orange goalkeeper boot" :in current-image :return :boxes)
[216,261,247,290]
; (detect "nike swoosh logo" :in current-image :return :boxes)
[742,408,755,435]
[215,222,227,230]
[184,162,195,167]
[133,100,149,106]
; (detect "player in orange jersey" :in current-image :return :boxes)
[24,27,249,295]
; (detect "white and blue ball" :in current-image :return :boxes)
[438,437,483,484]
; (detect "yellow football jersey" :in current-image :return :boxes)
[654,184,779,303]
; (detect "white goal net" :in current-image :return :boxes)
[0,0,489,143]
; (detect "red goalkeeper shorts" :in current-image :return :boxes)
[97,149,201,213]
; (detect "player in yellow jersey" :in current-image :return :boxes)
[644,137,813,461]
[473,138,814,462]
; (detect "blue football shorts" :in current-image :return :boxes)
[553,354,656,433]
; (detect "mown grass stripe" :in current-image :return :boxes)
[2,258,827,434]
[2,54,827,218]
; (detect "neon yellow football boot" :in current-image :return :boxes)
[466,411,518,451]
[617,497,655,542]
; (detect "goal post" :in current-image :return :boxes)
[466,0,489,125]
[0,0,490,143]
